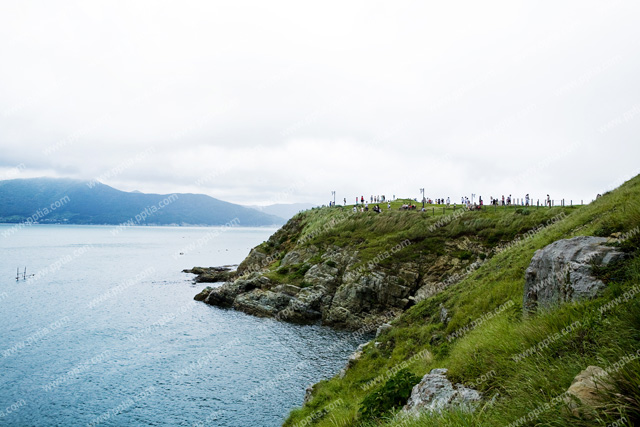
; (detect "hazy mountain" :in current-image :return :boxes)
[246,203,316,220]
[0,178,283,226]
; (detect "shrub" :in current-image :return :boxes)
[277,266,290,275]
[291,263,312,280]
[453,250,473,260]
[359,369,421,420]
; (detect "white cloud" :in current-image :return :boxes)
[0,0,638,205]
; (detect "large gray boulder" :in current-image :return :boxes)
[524,236,625,313]
[403,368,481,415]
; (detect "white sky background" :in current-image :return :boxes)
[0,1,639,206]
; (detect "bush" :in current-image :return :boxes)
[453,250,473,260]
[359,369,421,420]
[291,263,311,280]
[277,266,290,275]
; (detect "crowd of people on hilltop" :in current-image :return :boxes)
[354,195,387,205]
[352,202,388,213]
[329,192,556,211]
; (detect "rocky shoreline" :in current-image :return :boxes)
[186,211,488,330]
[183,265,238,283]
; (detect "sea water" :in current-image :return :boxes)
[0,224,361,426]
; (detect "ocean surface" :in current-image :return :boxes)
[0,224,363,426]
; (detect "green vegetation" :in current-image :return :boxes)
[283,176,640,427]
[359,369,421,421]
[255,198,580,287]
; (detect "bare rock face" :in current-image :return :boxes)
[183,266,236,283]
[204,273,269,307]
[233,289,292,317]
[524,236,625,313]
[280,246,319,268]
[413,281,441,303]
[303,263,339,289]
[563,366,613,417]
[194,286,213,301]
[403,368,481,415]
[236,249,269,275]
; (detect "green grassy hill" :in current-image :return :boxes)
[280,176,640,427]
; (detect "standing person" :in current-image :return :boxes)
[446,197,450,206]
[525,194,529,206]
[502,195,505,206]
[547,194,551,207]
[388,202,391,210]
[361,196,364,204]
[344,198,346,206]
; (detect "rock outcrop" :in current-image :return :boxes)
[183,266,237,283]
[524,236,625,313]
[194,286,213,301]
[191,210,489,329]
[563,366,613,417]
[193,237,485,329]
[403,368,481,415]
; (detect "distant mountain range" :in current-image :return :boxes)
[246,203,316,220]
[0,178,285,226]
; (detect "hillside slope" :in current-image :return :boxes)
[282,176,640,426]
[196,198,580,330]
[0,177,283,226]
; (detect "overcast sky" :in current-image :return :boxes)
[1,1,639,206]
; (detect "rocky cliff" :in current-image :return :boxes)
[191,203,574,330]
